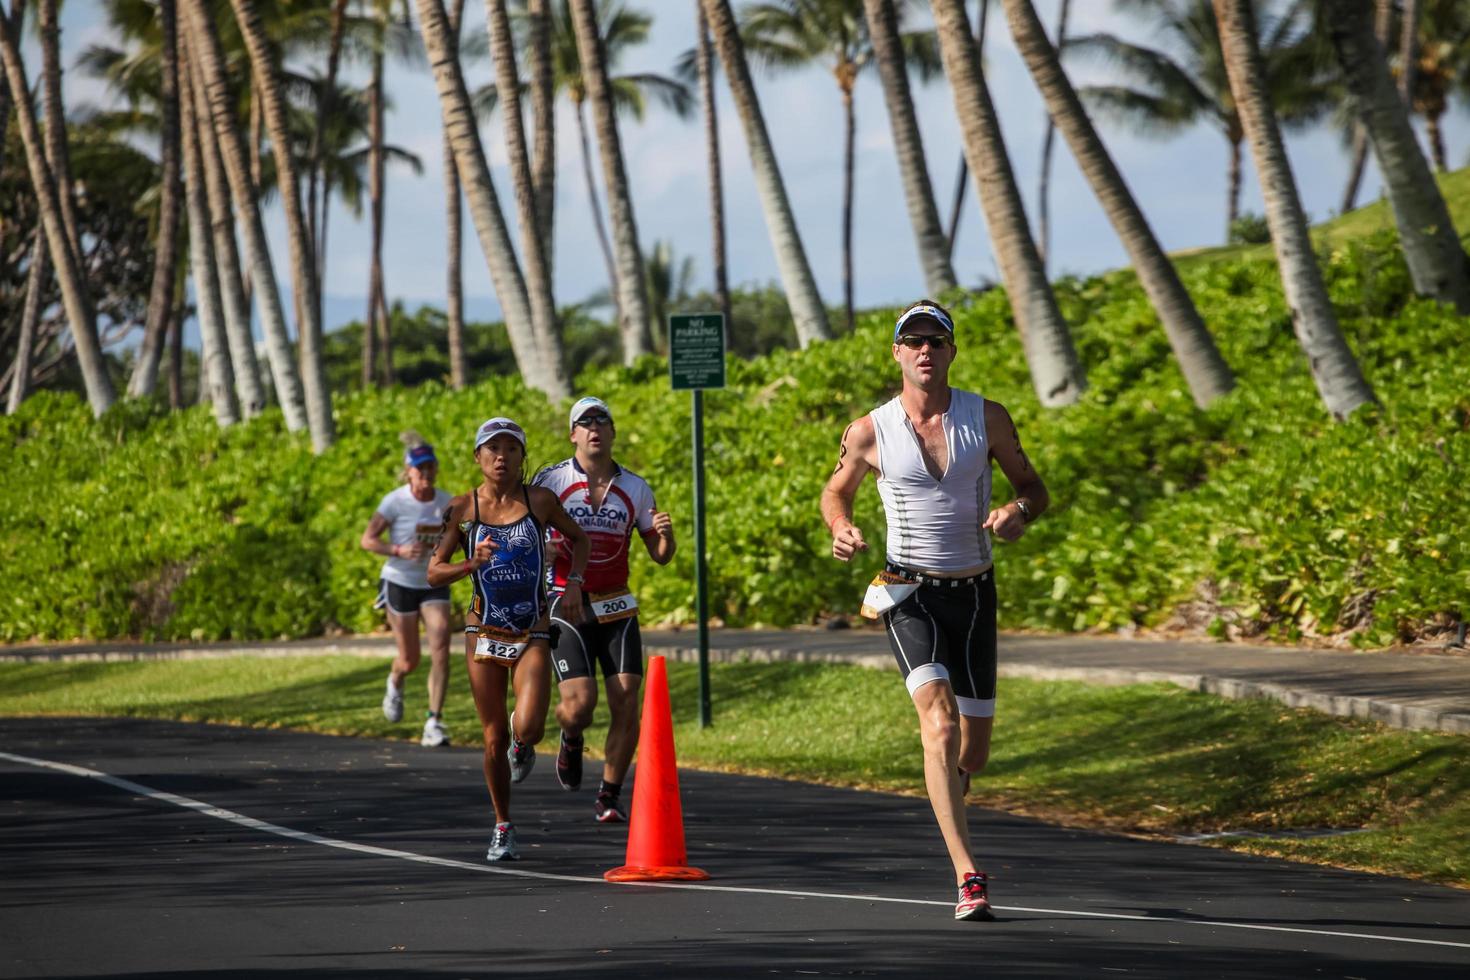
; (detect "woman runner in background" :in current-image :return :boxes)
[360,432,455,747]
[428,417,590,862]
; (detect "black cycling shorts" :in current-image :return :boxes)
[548,591,644,682]
[882,567,997,718]
[376,579,451,617]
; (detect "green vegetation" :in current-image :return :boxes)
[2,656,1464,886]
[3,173,1468,647]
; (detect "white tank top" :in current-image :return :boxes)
[870,389,992,573]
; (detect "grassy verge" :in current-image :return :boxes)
[1,657,1465,887]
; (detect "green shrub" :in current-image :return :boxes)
[2,232,1464,648]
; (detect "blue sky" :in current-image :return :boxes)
[49,0,1470,335]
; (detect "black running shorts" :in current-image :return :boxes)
[548,591,644,682]
[882,567,997,717]
[376,579,451,617]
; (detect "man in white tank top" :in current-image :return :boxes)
[820,300,1050,922]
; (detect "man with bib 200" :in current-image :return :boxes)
[533,397,676,823]
[820,300,1049,922]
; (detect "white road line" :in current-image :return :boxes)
[4,750,1468,952]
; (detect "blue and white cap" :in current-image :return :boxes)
[893,304,955,342]
[568,396,613,431]
[474,417,527,452]
[403,443,437,468]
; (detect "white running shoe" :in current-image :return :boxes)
[381,675,404,722]
[507,712,536,783]
[486,822,519,862]
[421,715,449,747]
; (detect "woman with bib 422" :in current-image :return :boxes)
[429,417,590,862]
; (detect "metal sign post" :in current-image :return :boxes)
[669,313,725,728]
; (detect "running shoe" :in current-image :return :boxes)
[381,675,403,723]
[486,822,519,862]
[507,714,536,783]
[593,790,626,823]
[954,871,994,922]
[556,732,584,790]
[421,715,449,748]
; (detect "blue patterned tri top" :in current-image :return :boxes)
[463,486,546,634]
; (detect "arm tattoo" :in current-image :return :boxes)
[832,422,854,477]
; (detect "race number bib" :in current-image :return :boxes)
[589,588,638,624]
[860,570,919,619]
[472,625,531,663]
[414,522,442,546]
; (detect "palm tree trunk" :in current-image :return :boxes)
[363,41,385,388]
[1214,0,1374,419]
[1340,0,1394,215]
[862,0,957,297]
[1426,114,1448,172]
[189,40,265,416]
[1397,0,1419,103]
[932,0,1083,407]
[0,13,115,417]
[527,0,556,257]
[310,0,350,293]
[179,46,239,427]
[697,1,732,341]
[1003,0,1232,407]
[1328,0,1470,313]
[575,99,622,318]
[1226,131,1242,241]
[414,0,566,399]
[38,0,82,267]
[0,0,22,173]
[376,287,394,385]
[183,0,307,432]
[840,81,856,334]
[6,230,46,414]
[225,0,334,450]
[489,0,569,380]
[700,0,830,346]
[1035,0,1069,269]
[569,0,653,361]
[129,0,183,400]
[946,0,988,259]
[444,0,467,390]
[167,274,185,410]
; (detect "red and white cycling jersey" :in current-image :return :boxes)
[532,458,657,593]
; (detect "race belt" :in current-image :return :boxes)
[859,570,919,619]
[588,587,638,624]
[468,624,530,663]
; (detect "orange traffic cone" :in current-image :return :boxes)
[604,655,710,882]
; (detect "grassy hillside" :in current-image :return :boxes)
[2,188,1467,649]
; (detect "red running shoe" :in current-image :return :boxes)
[954,871,994,921]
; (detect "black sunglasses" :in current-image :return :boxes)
[896,334,953,351]
[573,413,614,429]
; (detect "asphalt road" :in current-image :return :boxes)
[2,717,1467,979]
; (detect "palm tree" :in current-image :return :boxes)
[6,230,46,413]
[696,0,732,337]
[1339,0,1393,214]
[1328,0,1470,312]
[527,0,556,251]
[181,0,308,432]
[700,0,830,347]
[178,36,240,426]
[932,0,1084,407]
[1035,0,1069,267]
[444,0,468,389]
[0,11,116,416]
[569,0,655,359]
[863,0,958,300]
[187,27,266,415]
[414,0,569,398]
[1067,0,1333,241]
[1407,0,1470,173]
[37,0,83,266]
[740,0,943,332]
[488,0,568,376]
[1213,0,1374,419]
[0,0,26,172]
[944,0,986,258]
[1001,0,1233,407]
[224,0,335,449]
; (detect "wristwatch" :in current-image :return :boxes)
[1013,498,1033,523]
[566,572,586,585]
